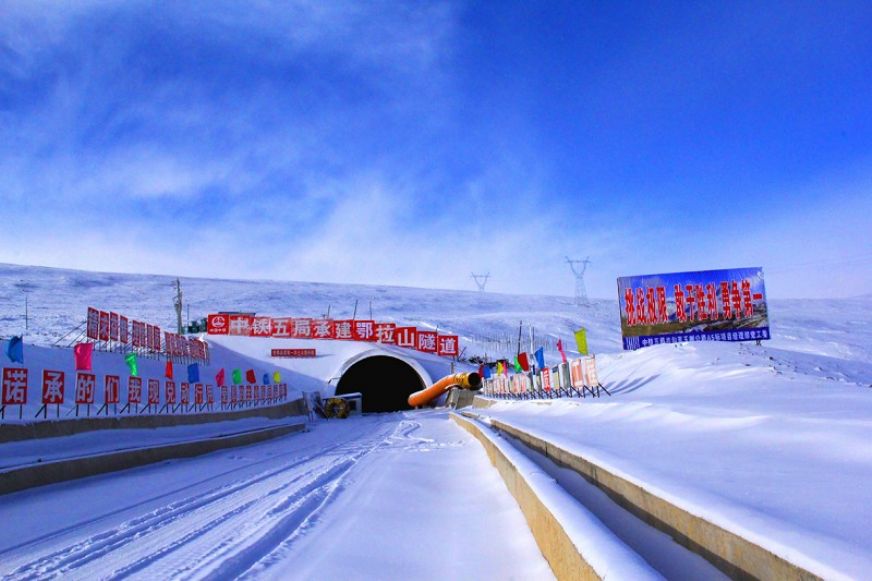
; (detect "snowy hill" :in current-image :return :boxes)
[3,262,871,373]
[2,263,871,576]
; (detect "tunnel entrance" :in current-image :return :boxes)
[335,356,426,413]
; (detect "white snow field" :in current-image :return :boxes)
[1,263,871,578]
[0,412,553,580]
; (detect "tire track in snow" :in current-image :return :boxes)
[3,418,397,581]
[6,447,346,579]
[0,424,348,558]
[134,419,402,580]
[229,418,414,580]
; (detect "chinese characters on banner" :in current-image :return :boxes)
[104,375,120,405]
[42,370,65,404]
[109,312,119,341]
[98,311,110,341]
[437,335,459,357]
[128,377,142,404]
[541,367,552,391]
[148,379,160,405]
[616,267,770,350]
[87,307,100,340]
[2,368,28,406]
[75,372,96,405]
[205,313,462,358]
[84,307,208,362]
[395,327,417,348]
[416,331,437,353]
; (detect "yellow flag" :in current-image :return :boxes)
[273,370,282,383]
[574,328,589,356]
[496,361,504,375]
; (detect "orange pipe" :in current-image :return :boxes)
[408,372,482,407]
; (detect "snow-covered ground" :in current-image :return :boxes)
[476,337,872,578]
[0,412,553,580]
[1,263,871,577]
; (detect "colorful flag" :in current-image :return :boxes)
[246,369,257,384]
[5,336,23,363]
[216,368,225,386]
[263,372,270,385]
[482,364,492,379]
[518,352,530,372]
[187,363,200,383]
[556,338,568,364]
[574,328,589,356]
[513,356,522,373]
[232,368,242,385]
[272,370,281,383]
[534,347,545,371]
[165,360,174,379]
[501,359,510,375]
[495,361,503,375]
[125,352,138,377]
[74,342,93,371]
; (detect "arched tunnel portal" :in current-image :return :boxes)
[335,354,429,413]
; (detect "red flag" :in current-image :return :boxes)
[557,338,568,364]
[73,342,93,371]
[165,360,174,379]
[518,352,530,372]
[246,369,257,384]
[216,368,225,386]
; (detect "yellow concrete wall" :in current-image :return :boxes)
[486,417,823,581]
[452,413,604,580]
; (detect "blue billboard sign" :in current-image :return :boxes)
[617,267,769,350]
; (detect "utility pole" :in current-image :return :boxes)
[471,272,490,292]
[565,257,591,306]
[24,292,28,332]
[173,278,184,335]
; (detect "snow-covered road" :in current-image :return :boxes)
[0,412,552,580]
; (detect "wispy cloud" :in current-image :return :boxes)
[0,1,870,298]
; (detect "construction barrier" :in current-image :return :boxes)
[481,356,610,400]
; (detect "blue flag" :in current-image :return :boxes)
[534,347,545,371]
[187,363,200,383]
[5,336,23,363]
[263,372,270,385]
[482,364,492,379]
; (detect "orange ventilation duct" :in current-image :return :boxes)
[408,372,482,408]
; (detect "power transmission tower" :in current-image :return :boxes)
[471,272,490,292]
[565,257,591,306]
[173,278,184,335]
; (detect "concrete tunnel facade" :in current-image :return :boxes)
[333,350,433,413]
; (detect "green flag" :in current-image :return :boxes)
[513,356,522,373]
[125,352,138,377]
[232,368,243,385]
[574,328,589,356]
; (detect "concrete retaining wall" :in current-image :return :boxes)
[0,398,308,443]
[452,413,659,581]
[476,413,822,581]
[0,421,306,496]
[472,395,497,409]
[446,388,476,409]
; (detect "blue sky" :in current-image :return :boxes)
[1,1,870,298]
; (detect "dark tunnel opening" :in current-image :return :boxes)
[335,356,426,413]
